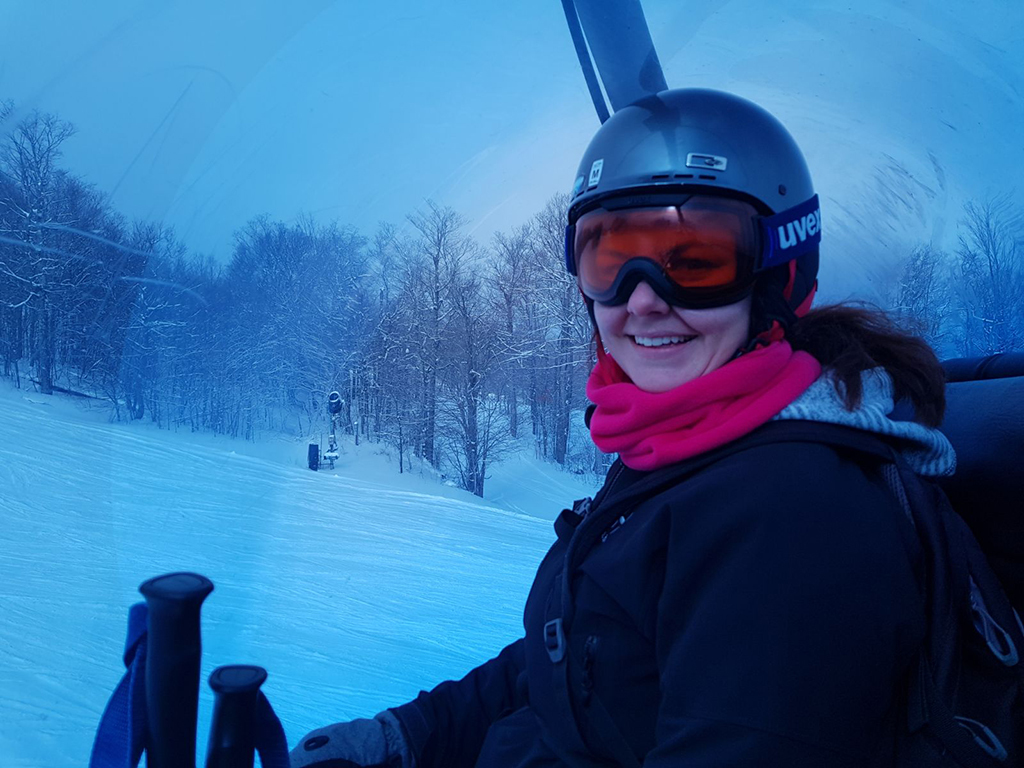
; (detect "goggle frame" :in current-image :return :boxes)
[565,189,821,309]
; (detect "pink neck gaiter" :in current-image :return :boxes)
[586,331,822,471]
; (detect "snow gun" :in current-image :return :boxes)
[89,572,289,768]
[308,390,344,470]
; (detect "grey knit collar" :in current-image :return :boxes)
[773,367,956,477]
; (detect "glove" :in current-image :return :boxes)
[290,710,414,768]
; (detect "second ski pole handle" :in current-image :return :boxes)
[206,665,269,768]
[139,572,215,768]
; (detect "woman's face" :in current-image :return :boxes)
[593,280,752,392]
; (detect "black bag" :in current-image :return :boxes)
[886,352,1024,766]
[883,459,1023,766]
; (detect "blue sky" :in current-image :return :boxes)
[0,1,590,251]
[1,0,1022,298]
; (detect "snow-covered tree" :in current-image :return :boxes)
[887,244,951,352]
[405,201,470,467]
[951,197,1024,356]
[528,193,593,466]
[0,108,76,393]
[490,223,538,440]
[438,254,511,497]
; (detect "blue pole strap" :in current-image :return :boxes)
[255,692,290,768]
[89,602,149,768]
[91,602,291,767]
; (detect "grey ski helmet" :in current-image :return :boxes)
[566,88,820,322]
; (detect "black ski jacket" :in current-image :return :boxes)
[391,421,927,767]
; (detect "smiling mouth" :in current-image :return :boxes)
[630,334,698,348]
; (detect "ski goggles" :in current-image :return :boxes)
[565,192,821,308]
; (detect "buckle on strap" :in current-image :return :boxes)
[545,618,566,663]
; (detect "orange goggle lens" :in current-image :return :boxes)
[572,197,761,302]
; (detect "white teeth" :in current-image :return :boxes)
[633,335,696,347]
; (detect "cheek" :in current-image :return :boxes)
[677,300,751,341]
[593,304,622,337]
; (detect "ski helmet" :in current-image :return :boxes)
[566,88,819,325]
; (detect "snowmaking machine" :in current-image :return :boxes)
[307,390,344,471]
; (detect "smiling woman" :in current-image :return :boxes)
[2,3,1024,767]
[289,87,1000,768]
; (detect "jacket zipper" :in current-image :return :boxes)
[581,635,598,705]
[560,461,627,627]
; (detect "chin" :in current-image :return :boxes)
[633,370,700,393]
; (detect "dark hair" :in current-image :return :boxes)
[786,303,946,427]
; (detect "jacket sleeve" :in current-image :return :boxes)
[643,444,925,767]
[389,638,526,768]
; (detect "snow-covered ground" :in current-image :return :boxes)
[0,384,600,766]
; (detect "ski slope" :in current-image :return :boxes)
[0,385,599,766]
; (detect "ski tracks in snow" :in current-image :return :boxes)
[0,386,556,766]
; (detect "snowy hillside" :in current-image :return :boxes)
[0,385,597,766]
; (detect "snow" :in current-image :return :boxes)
[0,384,599,766]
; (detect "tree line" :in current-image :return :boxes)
[0,104,601,495]
[1,102,1021,495]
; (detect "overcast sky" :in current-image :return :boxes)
[1,0,1022,296]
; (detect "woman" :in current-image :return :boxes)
[291,89,953,768]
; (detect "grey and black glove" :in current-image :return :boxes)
[290,710,414,768]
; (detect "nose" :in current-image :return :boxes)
[626,280,670,314]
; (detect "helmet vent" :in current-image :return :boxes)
[698,174,717,180]
[674,174,694,179]
[651,173,671,180]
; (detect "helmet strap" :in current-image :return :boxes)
[735,263,803,359]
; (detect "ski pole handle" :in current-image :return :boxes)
[139,572,215,768]
[205,665,268,768]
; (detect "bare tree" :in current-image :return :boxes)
[0,99,621,489]
[530,193,592,465]
[406,201,471,467]
[0,109,76,393]
[952,197,1024,356]
[490,222,537,439]
[439,259,511,496]
[360,222,424,471]
[887,244,951,352]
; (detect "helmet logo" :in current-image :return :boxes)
[587,159,604,189]
[759,195,821,270]
[686,153,728,171]
[571,175,585,196]
[778,208,821,250]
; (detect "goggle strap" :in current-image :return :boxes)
[757,195,821,271]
